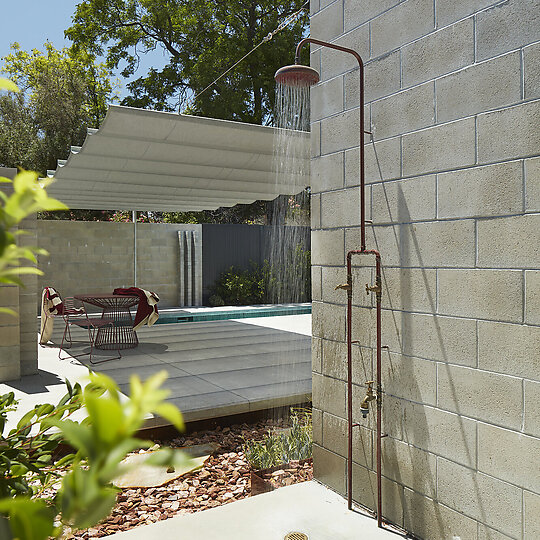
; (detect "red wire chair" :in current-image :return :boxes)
[58,297,121,364]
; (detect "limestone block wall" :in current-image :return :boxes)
[310,0,540,538]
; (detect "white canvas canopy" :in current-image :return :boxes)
[47,105,310,211]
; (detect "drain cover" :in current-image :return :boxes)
[284,533,308,540]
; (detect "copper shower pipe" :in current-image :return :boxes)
[295,38,384,527]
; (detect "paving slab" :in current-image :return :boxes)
[107,481,402,540]
[0,314,311,431]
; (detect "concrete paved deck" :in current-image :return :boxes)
[0,314,311,429]
[108,481,403,540]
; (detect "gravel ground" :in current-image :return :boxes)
[69,419,313,538]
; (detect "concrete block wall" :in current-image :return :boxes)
[0,167,38,381]
[310,0,540,538]
[37,221,201,307]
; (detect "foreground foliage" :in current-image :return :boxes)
[0,371,188,540]
[243,409,312,470]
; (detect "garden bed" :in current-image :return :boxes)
[70,418,313,538]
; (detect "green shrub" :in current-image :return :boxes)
[243,409,312,470]
[211,245,311,306]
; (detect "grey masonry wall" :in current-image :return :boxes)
[310,0,540,538]
[0,167,38,382]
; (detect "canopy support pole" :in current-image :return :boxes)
[132,210,137,287]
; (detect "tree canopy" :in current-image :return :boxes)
[0,43,117,176]
[66,0,309,124]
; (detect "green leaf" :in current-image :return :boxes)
[44,419,94,459]
[0,497,55,540]
[0,78,19,92]
[154,403,184,432]
[84,391,124,444]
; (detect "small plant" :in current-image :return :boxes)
[243,409,312,470]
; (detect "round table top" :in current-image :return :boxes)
[74,294,139,309]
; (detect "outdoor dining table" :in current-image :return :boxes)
[74,294,140,350]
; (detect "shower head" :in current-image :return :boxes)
[274,64,320,87]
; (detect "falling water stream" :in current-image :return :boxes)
[268,83,312,423]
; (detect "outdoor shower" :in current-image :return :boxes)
[276,38,385,529]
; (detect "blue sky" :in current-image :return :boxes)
[0,0,167,100]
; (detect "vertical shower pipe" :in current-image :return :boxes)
[132,210,137,287]
[294,38,384,526]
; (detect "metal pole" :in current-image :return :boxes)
[132,210,137,287]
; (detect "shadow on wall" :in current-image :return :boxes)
[369,143,488,535]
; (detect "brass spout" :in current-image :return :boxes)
[335,282,352,292]
[360,381,376,418]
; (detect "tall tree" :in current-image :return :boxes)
[0,43,117,176]
[66,0,308,124]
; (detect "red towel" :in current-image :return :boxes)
[113,287,159,330]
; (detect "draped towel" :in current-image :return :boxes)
[113,287,159,330]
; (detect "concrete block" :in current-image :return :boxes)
[313,444,346,495]
[438,364,523,430]
[310,0,343,42]
[312,301,346,341]
[382,437,437,497]
[311,152,344,193]
[403,488,478,540]
[322,412,373,468]
[322,339,347,381]
[372,175,436,224]
[371,0,435,57]
[320,105,370,155]
[437,457,522,537]
[321,188,364,228]
[402,18,474,87]
[343,0,400,32]
[525,271,540,325]
[524,379,540,436]
[345,51,401,105]
[386,399,477,466]
[438,161,523,218]
[320,26,370,81]
[372,82,435,140]
[311,229,344,266]
[384,352,437,406]
[312,265,322,302]
[311,193,321,229]
[312,373,347,418]
[479,321,540,380]
[311,76,344,122]
[322,265,368,306]
[311,120,321,158]
[0,346,19,368]
[312,335,322,374]
[351,306,374,349]
[436,51,521,122]
[524,41,540,99]
[0,325,20,346]
[345,136,401,185]
[382,267,437,312]
[402,118,476,176]
[0,363,20,382]
[477,525,514,540]
[352,464,404,527]
[438,269,523,323]
[524,490,540,540]
[312,407,323,445]
[478,100,540,163]
[476,0,540,61]
[478,423,540,493]
[0,286,19,307]
[525,156,540,212]
[436,0,498,27]
[379,219,476,268]
[477,214,540,269]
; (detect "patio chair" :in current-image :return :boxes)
[58,297,121,364]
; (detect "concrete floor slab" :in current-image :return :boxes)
[0,314,311,431]
[107,481,402,540]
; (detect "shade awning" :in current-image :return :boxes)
[47,105,310,211]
